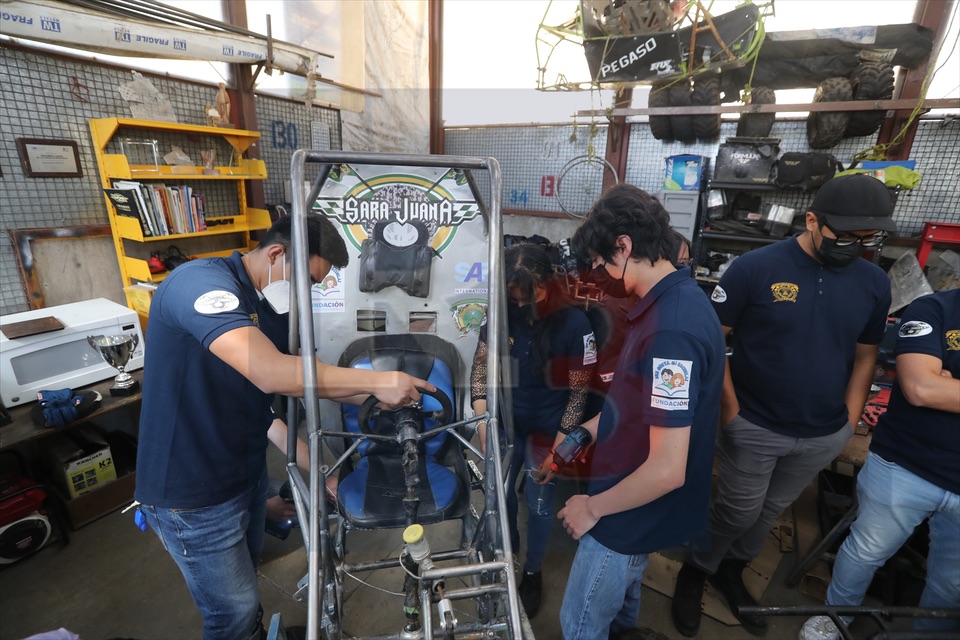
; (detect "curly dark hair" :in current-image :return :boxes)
[571,184,674,267]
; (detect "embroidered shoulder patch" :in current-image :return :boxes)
[651,357,692,411]
[899,321,933,338]
[194,290,240,314]
[710,286,727,303]
[583,332,598,366]
[771,282,799,303]
[945,329,960,350]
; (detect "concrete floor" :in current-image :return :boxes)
[0,450,908,640]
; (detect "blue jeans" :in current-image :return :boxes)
[827,452,960,632]
[505,433,556,573]
[560,533,649,639]
[140,468,269,640]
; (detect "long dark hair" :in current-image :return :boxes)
[504,243,574,373]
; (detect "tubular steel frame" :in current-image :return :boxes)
[281,151,526,640]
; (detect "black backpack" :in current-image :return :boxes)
[776,153,842,189]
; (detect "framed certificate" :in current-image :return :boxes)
[16,138,83,177]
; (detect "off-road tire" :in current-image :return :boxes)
[669,80,696,143]
[691,75,721,141]
[807,77,853,149]
[736,86,776,137]
[648,82,673,140]
[845,62,894,138]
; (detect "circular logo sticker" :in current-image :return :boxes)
[898,320,932,338]
[194,290,240,314]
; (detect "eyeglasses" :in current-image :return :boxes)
[819,219,888,248]
[205,217,235,227]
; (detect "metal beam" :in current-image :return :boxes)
[222,0,265,211]
[603,87,632,192]
[579,97,959,117]
[429,0,444,155]
[877,0,958,158]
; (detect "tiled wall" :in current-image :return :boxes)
[446,117,960,239]
[0,46,341,315]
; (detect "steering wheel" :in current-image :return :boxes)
[356,386,453,435]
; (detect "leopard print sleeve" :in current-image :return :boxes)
[470,339,488,403]
[560,368,593,434]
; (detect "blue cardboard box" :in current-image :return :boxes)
[664,155,704,190]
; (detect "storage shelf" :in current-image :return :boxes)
[709,181,779,191]
[90,117,261,155]
[114,208,271,242]
[701,230,783,244]
[123,243,260,284]
[102,155,266,180]
[90,117,268,315]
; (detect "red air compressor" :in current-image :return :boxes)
[0,475,53,564]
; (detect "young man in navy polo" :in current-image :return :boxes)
[136,214,432,640]
[672,174,897,637]
[545,184,725,639]
[801,288,960,639]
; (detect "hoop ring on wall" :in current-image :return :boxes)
[556,155,620,219]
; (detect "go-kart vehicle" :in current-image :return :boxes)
[537,0,934,147]
[268,151,530,639]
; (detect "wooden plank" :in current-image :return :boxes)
[578,97,960,117]
[0,316,65,339]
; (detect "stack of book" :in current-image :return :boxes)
[104,181,208,236]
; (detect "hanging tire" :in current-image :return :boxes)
[736,86,776,138]
[648,82,673,141]
[807,77,853,149]
[691,75,721,141]
[669,80,696,143]
[845,62,894,138]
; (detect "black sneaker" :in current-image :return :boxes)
[518,570,542,619]
[671,562,707,637]
[707,559,768,636]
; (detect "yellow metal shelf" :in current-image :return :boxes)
[90,117,268,318]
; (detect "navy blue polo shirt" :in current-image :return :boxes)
[136,252,286,509]
[711,236,890,437]
[588,269,725,555]
[480,306,596,436]
[871,289,960,495]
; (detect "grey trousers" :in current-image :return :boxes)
[690,414,853,574]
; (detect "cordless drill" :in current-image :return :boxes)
[548,426,593,473]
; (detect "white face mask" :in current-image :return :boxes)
[262,253,290,315]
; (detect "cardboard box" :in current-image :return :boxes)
[52,471,136,530]
[44,425,118,499]
[664,155,704,190]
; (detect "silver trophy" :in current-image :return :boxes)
[87,333,141,396]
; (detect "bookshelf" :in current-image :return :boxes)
[89,118,271,325]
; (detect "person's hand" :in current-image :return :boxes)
[720,403,739,427]
[266,495,297,522]
[375,372,435,409]
[558,494,599,540]
[531,455,556,485]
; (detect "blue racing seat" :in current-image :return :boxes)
[337,335,471,529]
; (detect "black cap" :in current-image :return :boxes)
[810,174,898,233]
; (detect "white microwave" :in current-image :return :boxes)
[1,298,145,407]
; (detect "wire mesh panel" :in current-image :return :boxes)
[444,124,609,217]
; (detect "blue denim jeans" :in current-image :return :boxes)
[140,468,269,640]
[560,533,649,640]
[827,452,960,632]
[505,433,556,573]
